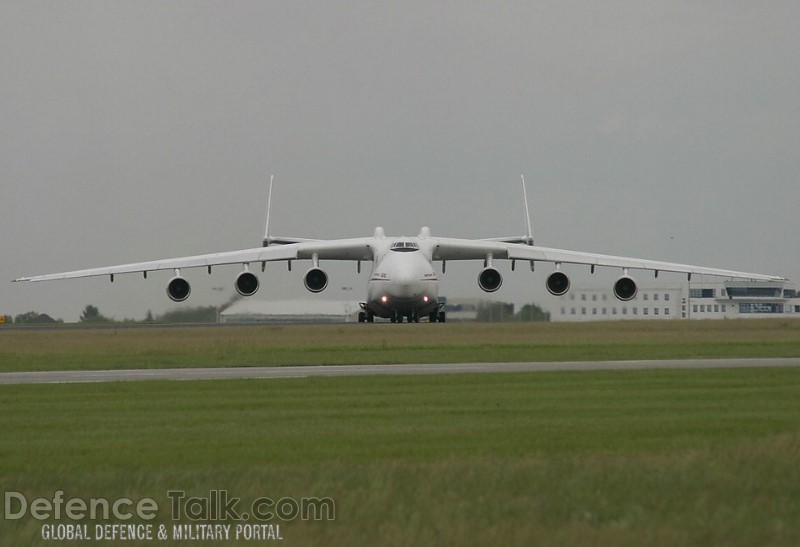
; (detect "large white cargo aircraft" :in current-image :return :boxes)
[14,177,786,323]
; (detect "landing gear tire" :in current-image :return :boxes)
[438,311,446,323]
[359,310,375,323]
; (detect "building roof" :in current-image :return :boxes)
[220,299,361,318]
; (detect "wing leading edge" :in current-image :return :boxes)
[13,238,375,283]
[430,237,785,282]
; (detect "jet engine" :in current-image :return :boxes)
[478,267,503,293]
[235,271,259,297]
[546,271,571,296]
[613,275,638,301]
[166,276,191,302]
[304,268,328,293]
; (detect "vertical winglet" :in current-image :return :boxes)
[521,175,533,245]
[263,175,274,247]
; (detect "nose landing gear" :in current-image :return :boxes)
[390,310,419,323]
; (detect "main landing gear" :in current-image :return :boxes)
[429,311,446,323]
[357,310,375,323]
[390,310,419,323]
[357,306,446,323]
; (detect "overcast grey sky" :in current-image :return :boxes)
[2,2,798,321]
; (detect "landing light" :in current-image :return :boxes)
[381,296,389,304]
[423,296,429,303]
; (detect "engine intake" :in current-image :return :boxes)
[546,271,570,296]
[478,267,503,293]
[613,275,638,301]
[166,276,191,302]
[304,268,328,293]
[235,271,259,297]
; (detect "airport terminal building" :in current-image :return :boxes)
[546,280,800,322]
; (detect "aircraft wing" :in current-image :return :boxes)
[13,238,375,283]
[430,237,786,281]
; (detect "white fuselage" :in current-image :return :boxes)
[365,237,440,319]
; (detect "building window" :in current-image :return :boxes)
[665,293,670,301]
[739,303,783,314]
[643,294,649,301]
[581,307,587,315]
[700,305,705,313]
[714,305,720,313]
[593,308,597,315]
[571,308,576,315]
[665,308,670,315]
[622,308,627,315]
[722,305,726,312]
[633,308,638,315]
[654,308,659,315]
[612,308,617,315]
[690,289,716,298]
[693,304,698,313]
[727,287,782,298]
[592,294,597,301]
[644,308,649,315]
[654,293,659,301]
[581,294,586,301]
[561,307,566,315]
[602,308,607,315]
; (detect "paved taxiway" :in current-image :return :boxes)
[1,358,799,385]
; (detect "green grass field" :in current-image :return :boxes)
[2,320,800,545]
[1,319,800,372]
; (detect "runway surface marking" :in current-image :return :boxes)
[1,358,799,385]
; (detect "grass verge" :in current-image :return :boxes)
[2,367,799,545]
[1,319,800,372]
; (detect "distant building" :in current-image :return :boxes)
[218,297,512,323]
[219,300,361,324]
[546,280,799,322]
[441,299,481,322]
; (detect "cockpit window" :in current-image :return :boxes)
[391,241,419,252]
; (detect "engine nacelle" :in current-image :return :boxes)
[304,268,328,293]
[478,267,503,293]
[613,275,638,301]
[235,271,259,297]
[166,276,191,302]
[546,271,571,296]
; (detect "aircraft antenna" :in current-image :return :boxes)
[521,174,533,245]
[263,175,274,246]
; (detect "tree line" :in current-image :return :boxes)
[7,304,219,325]
[6,300,550,325]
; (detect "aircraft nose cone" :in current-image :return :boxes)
[393,269,417,298]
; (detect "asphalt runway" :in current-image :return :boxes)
[1,358,799,385]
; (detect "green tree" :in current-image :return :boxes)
[476,302,515,322]
[515,303,550,322]
[14,311,41,324]
[80,304,110,323]
[13,311,59,324]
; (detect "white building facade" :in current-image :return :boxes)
[547,280,800,322]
